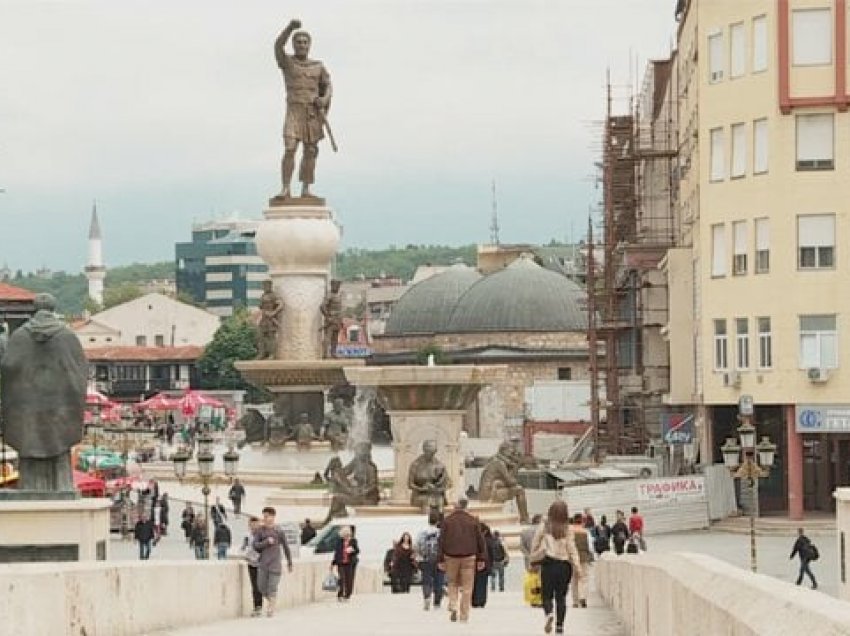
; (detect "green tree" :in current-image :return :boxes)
[103,282,143,309]
[197,310,268,402]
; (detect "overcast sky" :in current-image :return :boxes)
[0,0,675,272]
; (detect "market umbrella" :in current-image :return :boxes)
[179,390,225,417]
[137,393,180,412]
[86,389,116,408]
[73,470,105,497]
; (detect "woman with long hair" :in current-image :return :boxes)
[390,531,417,593]
[530,500,582,634]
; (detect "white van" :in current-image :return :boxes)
[304,514,430,574]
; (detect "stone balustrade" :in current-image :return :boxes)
[596,552,850,636]
[0,558,382,636]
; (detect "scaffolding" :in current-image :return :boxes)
[588,60,678,459]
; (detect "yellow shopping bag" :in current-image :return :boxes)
[523,569,542,607]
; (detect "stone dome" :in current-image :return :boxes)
[445,254,587,332]
[384,263,481,335]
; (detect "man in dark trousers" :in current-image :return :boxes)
[438,499,486,624]
[790,527,818,589]
[301,518,317,545]
[229,479,246,515]
[134,513,155,560]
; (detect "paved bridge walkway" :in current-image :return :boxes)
[152,581,627,636]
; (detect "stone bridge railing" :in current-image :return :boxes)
[596,552,850,636]
[0,558,382,635]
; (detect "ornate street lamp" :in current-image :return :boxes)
[223,446,240,478]
[171,447,190,480]
[722,395,775,573]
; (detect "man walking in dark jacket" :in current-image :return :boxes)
[134,513,155,560]
[438,499,486,624]
[790,527,818,589]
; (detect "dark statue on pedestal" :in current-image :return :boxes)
[293,412,316,451]
[274,18,334,202]
[320,441,379,526]
[407,440,449,513]
[0,293,87,494]
[256,280,283,360]
[320,279,343,358]
[321,397,350,451]
[479,442,530,523]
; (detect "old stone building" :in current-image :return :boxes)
[372,255,592,440]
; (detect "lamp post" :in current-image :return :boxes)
[171,433,239,560]
[720,395,776,573]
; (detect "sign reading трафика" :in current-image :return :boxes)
[796,405,850,433]
[636,476,706,503]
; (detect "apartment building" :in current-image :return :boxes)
[662,0,850,518]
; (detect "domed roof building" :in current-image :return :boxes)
[373,253,595,441]
[384,263,481,335]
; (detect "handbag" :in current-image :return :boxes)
[322,572,339,592]
[529,532,549,566]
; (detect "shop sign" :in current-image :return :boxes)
[661,413,694,444]
[796,405,850,433]
[636,476,705,502]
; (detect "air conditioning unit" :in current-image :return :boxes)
[807,367,830,383]
[723,371,741,388]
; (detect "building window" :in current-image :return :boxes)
[792,8,832,66]
[752,15,768,72]
[710,128,725,181]
[730,22,745,78]
[347,326,360,343]
[711,224,727,277]
[758,317,773,368]
[154,334,165,347]
[798,214,835,269]
[731,123,746,178]
[736,318,750,370]
[796,114,834,171]
[755,217,770,273]
[753,118,768,174]
[557,367,572,381]
[714,319,729,370]
[135,335,147,346]
[708,31,724,82]
[799,314,837,369]
[732,221,747,275]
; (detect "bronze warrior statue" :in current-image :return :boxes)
[478,442,530,524]
[257,280,283,360]
[275,18,333,200]
[407,439,449,513]
[320,279,343,358]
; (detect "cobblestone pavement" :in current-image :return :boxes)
[150,577,627,636]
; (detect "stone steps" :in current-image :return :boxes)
[711,515,836,537]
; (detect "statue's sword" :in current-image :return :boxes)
[317,108,338,153]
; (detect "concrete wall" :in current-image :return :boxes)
[597,552,850,636]
[0,559,382,636]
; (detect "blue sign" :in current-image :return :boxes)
[661,413,694,444]
[796,405,850,433]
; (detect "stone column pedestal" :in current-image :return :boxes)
[388,409,465,505]
[254,204,339,361]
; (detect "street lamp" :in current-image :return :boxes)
[171,436,239,560]
[722,395,776,573]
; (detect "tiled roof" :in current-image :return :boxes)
[84,345,204,362]
[0,283,37,302]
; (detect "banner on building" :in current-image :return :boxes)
[636,476,705,503]
[796,405,850,433]
[661,413,694,444]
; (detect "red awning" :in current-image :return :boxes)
[73,470,105,497]
[179,390,225,416]
[137,393,180,412]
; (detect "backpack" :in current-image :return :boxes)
[418,528,440,562]
[808,543,820,562]
[492,538,506,563]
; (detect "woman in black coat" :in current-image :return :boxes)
[611,510,630,555]
[390,532,417,593]
[331,526,360,601]
[471,523,494,608]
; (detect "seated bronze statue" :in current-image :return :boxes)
[407,439,449,513]
[478,442,530,524]
[319,441,380,526]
